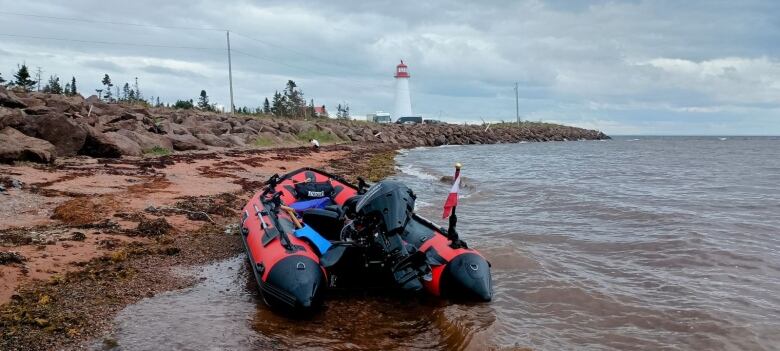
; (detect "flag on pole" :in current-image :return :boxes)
[442,165,461,219]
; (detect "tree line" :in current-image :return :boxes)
[2,64,348,119]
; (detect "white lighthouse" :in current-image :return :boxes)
[393,60,413,118]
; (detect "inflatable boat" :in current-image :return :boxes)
[240,168,492,315]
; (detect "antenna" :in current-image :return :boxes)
[514,82,519,125]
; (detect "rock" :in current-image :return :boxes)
[23,105,53,115]
[0,127,57,163]
[231,125,257,134]
[0,107,26,129]
[19,114,87,156]
[157,121,189,135]
[202,121,231,135]
[85,95,101,105]
[195,133,231,147]
[116,129,173,151]
[80,126,142,157]
[220,134,246,147]
[0,87,27,108]
[44,94,82,113]
[166,134,207,151]
[18,97,45,108]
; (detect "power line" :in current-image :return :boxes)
[231,31,367,77]
[0,11,226,31]
[0,33,222,50]
[231,32,323,63]
[2,11,370,80]
[231,49,327,76]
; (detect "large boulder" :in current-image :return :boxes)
[23,105,53,115]
[166,134,207,151]
[158,121,189,135]
[0,127,56,163]
[201,121,231,135]
[195,133,231,147]
[220,134,247,147]
[0,87,27,108]
[44,94,83,113]
[0,107,26,129]
[80,126,142,157]
[116,130,173,152]
[85,95,101,105]
[18,114,87,156]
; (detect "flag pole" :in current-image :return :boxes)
[447,162,463,248]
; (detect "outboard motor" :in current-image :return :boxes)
[353,181,431,291]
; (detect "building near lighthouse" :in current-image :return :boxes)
[393,60,413,119]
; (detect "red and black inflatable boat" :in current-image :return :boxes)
[240,168,492,315]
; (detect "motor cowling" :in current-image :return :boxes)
[352,181,430,291]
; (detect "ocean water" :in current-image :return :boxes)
[106,136,780,350]
[395,136,780,350]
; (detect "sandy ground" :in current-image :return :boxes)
[0,143,400,350]
[0,146,349,304]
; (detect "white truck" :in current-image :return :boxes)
[367,111,392,124]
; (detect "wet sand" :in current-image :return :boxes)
[0,144,393,350]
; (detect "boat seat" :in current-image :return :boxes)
[302,208,344,241]
[289,197,332,212]
[293,225,332,255]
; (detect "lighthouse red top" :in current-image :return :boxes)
[394,60,410,78]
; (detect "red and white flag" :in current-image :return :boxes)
[442,167,461,219]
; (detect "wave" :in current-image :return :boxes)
[398,164,440,181]
[415,200,434,210]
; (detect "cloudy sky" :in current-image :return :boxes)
[1,0,778,135]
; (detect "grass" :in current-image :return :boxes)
[296,129,342,144]
[252,135,278,147]
[143,146,171,157]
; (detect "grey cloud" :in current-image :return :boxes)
[0,0,778,134]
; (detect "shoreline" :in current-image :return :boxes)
[0,143,400,350]
[2,138,589,350]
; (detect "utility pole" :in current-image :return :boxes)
[35,67,43,92]
[514,82,519,125]
[226,30,235,114]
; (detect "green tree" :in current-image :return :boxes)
[283,80,305,118]
[197,90,212,111]
[122,83,131,101]
[133,77,143,102]
[0,72,5,85]
[271,91,286,116]
[263,97,271,114]
[308,99,316,119]
[70,76,77,96]
[13,64,35,92]
[42,75,63,94]
[173,99,194,109]
[101,74,113,101]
